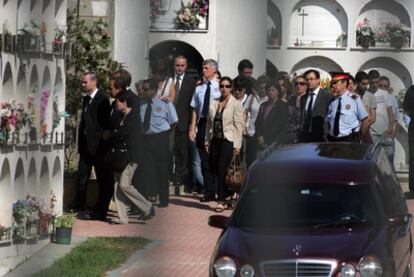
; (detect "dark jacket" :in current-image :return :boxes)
[110,89,141,131]
[78,90,111,156]
[112,108,142,163]
[175,74,196,132]
[300,88,333,142]
[256,99,289,145]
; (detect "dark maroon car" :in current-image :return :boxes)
[209,143,412,277]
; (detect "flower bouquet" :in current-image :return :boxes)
[12,199,27,225]
[174,0,208,30]
[386,23,410,49]
[356,18,376,48]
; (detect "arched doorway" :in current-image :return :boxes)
[291,56,343,80]
[149,40,204,80]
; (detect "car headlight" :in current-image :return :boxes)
[359,256,383,277]
[341,264,356,277]
[240,264,255,277]
[213,256,237,277]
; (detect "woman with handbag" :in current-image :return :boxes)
[109,89,154,224]
[205,76,244,212]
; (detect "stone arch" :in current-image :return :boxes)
[149,40,204,80]
[289,0,348,47]
[358,0,411,28]
[291,56,343,79]
[41,66,52,138]
[358,57,412,91]
[267,0,282,46]
[0,159,12,226]
[14,158,25,200]
[39,157,50,202]
[52,156,62,214]
[2,62,13,101]
[27,157,37,195]
[16,65,27,106]
[53,68,64,133]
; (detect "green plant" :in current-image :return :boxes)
[356,18,376,46]
[65,8,123,170]
[54,213,76,228]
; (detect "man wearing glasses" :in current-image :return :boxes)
[300,69,333,142]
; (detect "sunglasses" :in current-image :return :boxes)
[295,82,306,86]
[235,87,244,92]
[219,84,232,89]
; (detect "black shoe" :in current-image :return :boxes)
[139,206,155,221]
[158,203,168,208]
[404,191,414,199]
[200,195,216,202]
[79,212,107,221]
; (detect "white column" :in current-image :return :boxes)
[215,0,267,77]
[113,0,149,86]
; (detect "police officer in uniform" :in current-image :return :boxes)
[326,72,369,142]
[140,78,178,207]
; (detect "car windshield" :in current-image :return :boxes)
[235,183,382,229]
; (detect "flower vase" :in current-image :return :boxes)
[390,37,404,49]
[26,222,38,238]
[359,36,371,48]
[29,127,37,143]
[39,214,51,235]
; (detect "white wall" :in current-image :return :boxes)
[113,0,149,85]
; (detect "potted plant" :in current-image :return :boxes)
[53,27,65,56]
[386,23,410,49]
[53,213,75,244]
[336,32,347,47]
[356,18,376,48]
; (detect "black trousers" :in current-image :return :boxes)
[210,138,234,202]
[173,129,189,184]
[196,118,215,196]
[409,126,414,191]
[245,135,257,168]
[74,151,114,217]
[142,131,170,206]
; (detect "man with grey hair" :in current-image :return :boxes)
[189,59,221,202]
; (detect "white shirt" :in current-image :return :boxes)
[174,73,185,92]
[305,87,320,111]
[89,89,98,102]
[244,94,268,137]
[370,88,393,135]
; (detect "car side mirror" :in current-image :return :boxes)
[208,215,229,229]
[388,214,412,237]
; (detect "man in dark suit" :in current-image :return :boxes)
[172,55,196,189]
[73,72,113,221]
[300,69,333,142]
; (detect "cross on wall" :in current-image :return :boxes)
[298,8,308,36]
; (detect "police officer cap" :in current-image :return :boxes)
[330,72,350,84]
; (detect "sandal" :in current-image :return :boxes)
[214,203,227,213]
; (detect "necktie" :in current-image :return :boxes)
[333,97,341,136]
[304,92,314,132]
[201,81,211,118]
[143,100,152,132]
[174,75,181,104]
[83,95,91,113]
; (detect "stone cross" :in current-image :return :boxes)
[298,8,308,36]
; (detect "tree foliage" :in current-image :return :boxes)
[65,8,123,170]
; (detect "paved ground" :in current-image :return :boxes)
[73,193,231,277]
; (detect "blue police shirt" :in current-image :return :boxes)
[140,97,178,135]
[190,80,221,117]
[326,91,368,137]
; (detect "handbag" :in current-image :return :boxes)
[225,154,246,188]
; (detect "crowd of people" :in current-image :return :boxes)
[71,54,405,222]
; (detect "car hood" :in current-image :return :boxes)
[217,226,387,262]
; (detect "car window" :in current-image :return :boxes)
[235,183,382,229]
[375,149,408,217]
